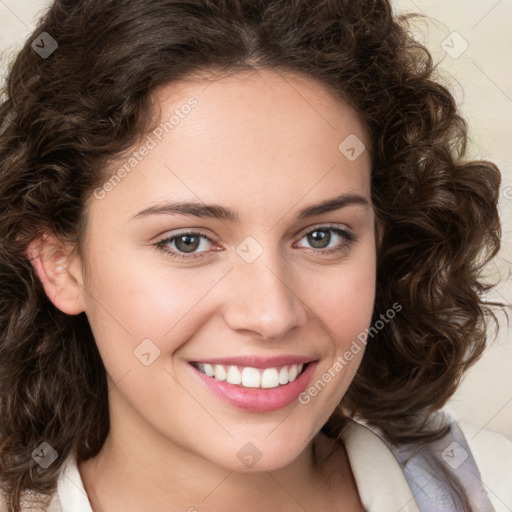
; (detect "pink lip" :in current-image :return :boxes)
[190,355,317,369]
[189,360,318,412]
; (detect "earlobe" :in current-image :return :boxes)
[25,232,86,315]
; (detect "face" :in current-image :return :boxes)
[67,69,376,472]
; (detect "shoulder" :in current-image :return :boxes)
[368,412,512,512]
[338,418,421,511]
[458,421,512,512]
[340,413,512,512]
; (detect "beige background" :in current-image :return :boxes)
[1,0,511,439]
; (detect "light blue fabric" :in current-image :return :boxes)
[374,412,495,511]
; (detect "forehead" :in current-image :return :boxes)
[88,68,372,224]
[152,68,371,155]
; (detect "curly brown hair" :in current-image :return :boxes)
[0,0,504,510]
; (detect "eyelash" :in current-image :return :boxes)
[153,225,358,261]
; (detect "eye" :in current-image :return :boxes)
[154,225,357,261]
[293,225,357,256]
[154,230,217,260]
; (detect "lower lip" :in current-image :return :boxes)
[190,362,318,412]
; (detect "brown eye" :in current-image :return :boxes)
[174,234,201,253]
[154,231,216,260]
[306,229,332,249]
[294,226,357,257]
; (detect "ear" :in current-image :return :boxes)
[25,232,86,315]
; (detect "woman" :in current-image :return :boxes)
[0,0,510,511]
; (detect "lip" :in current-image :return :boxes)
[189,360,318,412]
[189,355,317,369]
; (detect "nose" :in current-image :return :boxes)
[223,249,308,340]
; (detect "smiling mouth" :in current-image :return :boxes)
[190,362,309,389]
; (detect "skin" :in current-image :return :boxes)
[28,68,376,511]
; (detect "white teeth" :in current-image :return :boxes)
[214,364,226,381]
[261,368,280,388]
[226,365,242,385]
[204,363,215,377]
[196,362,307,388]
[242,367,261,388]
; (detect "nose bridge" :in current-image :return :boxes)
[223,240,307,339]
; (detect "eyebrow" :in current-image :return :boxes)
[130,193,370,222]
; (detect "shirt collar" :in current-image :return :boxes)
[340,418,420,511]
[57,452,93,512]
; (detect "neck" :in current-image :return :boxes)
[78,393,355,511]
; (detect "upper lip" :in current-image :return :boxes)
[189,355,318,369]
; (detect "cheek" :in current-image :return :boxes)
[292,254,375,431]
[308,252,376,349]
[82,243,228,361]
